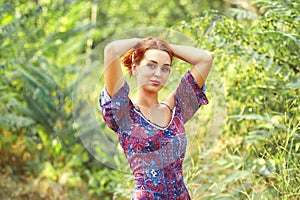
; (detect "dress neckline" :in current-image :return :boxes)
[133,103,175,130]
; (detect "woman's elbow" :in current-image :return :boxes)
[205,51,214,63]
[104,42,116,56]
[196,52,214,66]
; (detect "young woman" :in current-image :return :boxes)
[99,37,214,199]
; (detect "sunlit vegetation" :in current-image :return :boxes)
[1,0,299,199]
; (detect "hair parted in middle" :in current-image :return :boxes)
[122,37,174,76]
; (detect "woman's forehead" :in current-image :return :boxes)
[142,49,171,63]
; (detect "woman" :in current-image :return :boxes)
[99,37,213,199]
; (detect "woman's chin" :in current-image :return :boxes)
[144,85,163,93]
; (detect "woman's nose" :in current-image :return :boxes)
[153,67,162,76]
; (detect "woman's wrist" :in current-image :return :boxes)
[169,44,192,64]
[105,38,141,57]
[170,44,213,65]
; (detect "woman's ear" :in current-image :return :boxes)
[132,64,138,76]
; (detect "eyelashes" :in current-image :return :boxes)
[145,63,171,74]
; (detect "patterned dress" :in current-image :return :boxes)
[99,71,208,200]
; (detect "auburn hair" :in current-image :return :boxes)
[122,37,174,76]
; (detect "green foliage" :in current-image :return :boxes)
[172,1,299,199]
[1,0,299,199]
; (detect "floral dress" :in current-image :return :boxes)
[99,71,208,200]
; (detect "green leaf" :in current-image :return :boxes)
[286,82,300,90]
[221,170,250,186]
[0,114,35,128]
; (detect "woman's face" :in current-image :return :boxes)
[134,49,171,93]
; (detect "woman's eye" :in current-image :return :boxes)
[147,64,156,69]
[162,67,170,73]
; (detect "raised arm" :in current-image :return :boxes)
[104,38,141,97]
[170,44,214,88]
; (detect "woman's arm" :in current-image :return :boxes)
[104,38,140,97]
[170,44,214,88]
[162,44,213,115]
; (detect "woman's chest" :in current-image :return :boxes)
[119,115,187,156]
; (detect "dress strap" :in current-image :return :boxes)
[160,102,172,112]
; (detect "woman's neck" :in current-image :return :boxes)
[134,90,159,108]
[134,89,172,128]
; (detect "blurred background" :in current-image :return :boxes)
[1,0,299,199]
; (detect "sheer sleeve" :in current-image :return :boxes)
[175,71,209,123]
[99,81,131,132]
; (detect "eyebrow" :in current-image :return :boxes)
[147,59,170,67]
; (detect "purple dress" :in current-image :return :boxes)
[99,71,208,200]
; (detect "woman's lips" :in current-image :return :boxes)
[149,80,161,86]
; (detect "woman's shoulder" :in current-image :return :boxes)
[100,80,134,108]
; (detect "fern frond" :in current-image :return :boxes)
[25,63,58,92]
[231,7,257,21]
[0,114,35,128]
